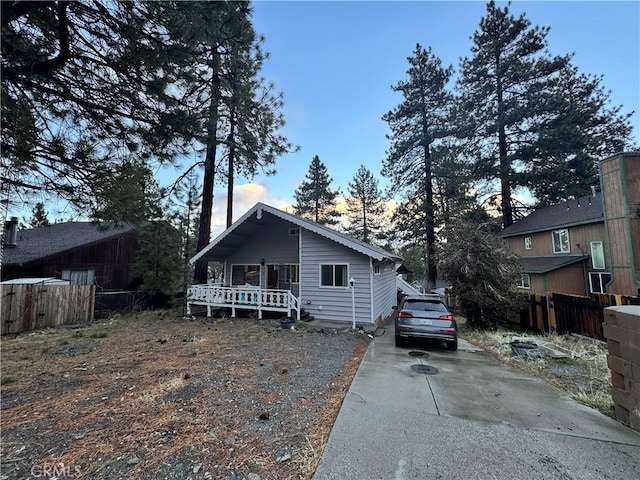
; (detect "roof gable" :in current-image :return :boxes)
[500,192,603,238]
[2,222,135,265]
[190,203,401,264]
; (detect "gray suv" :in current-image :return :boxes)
[394,294,457,350]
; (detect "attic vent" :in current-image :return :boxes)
[289,228,300,236]
[2,217,18,248]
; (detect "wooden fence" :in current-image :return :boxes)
[1,284,95,335]
[520,293,639,340]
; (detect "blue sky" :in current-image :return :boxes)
[14,1,639,235]
[199,0,639,235]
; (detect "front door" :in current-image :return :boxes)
[267,265,278,289]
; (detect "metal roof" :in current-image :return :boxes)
[190,203,401,264]
[1,222,135,266]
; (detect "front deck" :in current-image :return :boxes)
[186,284,300,320]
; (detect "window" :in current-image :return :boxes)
[289,228,300,236]
[589,272,612,294]
[524,237,532,250]
[590,241,605,269]
[517,274,531,289]
[280,264,299,284]
[231,264,260,286]
[552,229,570,253]
[320,264,348,287]
[61,269,95,285]
[373,264,381,275]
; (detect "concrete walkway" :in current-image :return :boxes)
[314,327,640,480]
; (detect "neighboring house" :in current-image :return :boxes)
[1,220,137,290]
[499,152,640,297]
[189,202,402,325]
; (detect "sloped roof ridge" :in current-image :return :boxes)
[257,203,401,261]
[191,202,400,264]
[500,191,603,237]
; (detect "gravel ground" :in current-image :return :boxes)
[0,311,369,480]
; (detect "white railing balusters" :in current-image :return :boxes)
[186,285,300,320]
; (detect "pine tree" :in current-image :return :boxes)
[157,1,293,282]
[1,1,193,209]
[437,219,524,325]
[345,165,386,243]
[527,64,634,205]
[293,155,340,225]
[28,202,50,228]
[455,1,632,226]
[382,44,454,289]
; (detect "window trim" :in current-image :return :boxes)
[552,229,570,254]
[590,241,605,270]
[589,271,612,294]
[231,264,261,286]
[61,269,95,285]
[319,263,349,288]
[524,236,532,251]
[517,274,531,289]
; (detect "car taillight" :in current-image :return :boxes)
[398,312,413,319]
[439,314,454,321]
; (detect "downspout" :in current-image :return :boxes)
[543,275,552,334]
[297,228,302,320]
[369,257,374,324]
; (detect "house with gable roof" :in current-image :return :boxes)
[499,152,640,297]
[188,202,402,325]
[1,220,138,290]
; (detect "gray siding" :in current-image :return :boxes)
[300,230,373,324]
[371,260,398,324]
[226,216,299,293]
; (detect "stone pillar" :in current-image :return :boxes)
[604,305,640,430]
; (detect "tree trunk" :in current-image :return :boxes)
[194,54,220,284]
[496,57,513,228]
[226,110,236,229]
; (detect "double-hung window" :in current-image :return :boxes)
[517,274,531,289]
[320,264,348,287]
[552,229,570,254]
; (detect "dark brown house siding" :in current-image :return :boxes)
[601,153,640,296]
[2,232,138,291]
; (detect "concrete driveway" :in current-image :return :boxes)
[313,327,640,480]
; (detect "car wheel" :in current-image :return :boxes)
[447,338,458,351]
[395,335,405,348]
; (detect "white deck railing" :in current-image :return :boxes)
[186,284,300,320]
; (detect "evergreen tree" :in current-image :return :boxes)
[527,64,634,205]
[293,155,340,225]
[455,1,632,226]
[157,1,293,281]
[28,202,50,227]
[91,159,161,226]
[382,44,454,289]
[345,165,386,243]
[1,1,192,209]
[437,219,524,326]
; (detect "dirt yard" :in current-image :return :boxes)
[0,311,369,480]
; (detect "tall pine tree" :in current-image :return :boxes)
[293,155,340,226]
[382,44,453,289]
[455,1,633,226]
[345,165,386,243]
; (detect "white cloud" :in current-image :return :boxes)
[210,183,293,238]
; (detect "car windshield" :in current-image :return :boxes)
[402,300,448,312]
